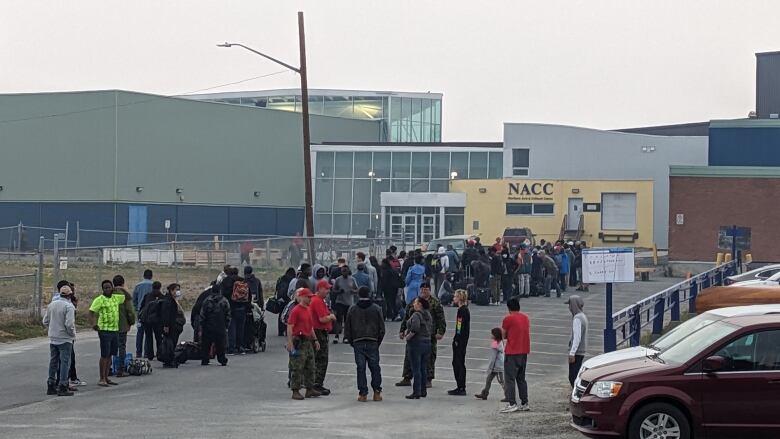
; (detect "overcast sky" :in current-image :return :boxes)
[3,1,779,140]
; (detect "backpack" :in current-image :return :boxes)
[127,358,153,376]
[265,297,283,314]
[232,280,250,303]
[140,298,162,325]
[281,300,297,325]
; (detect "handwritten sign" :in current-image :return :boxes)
[582,248,634,283]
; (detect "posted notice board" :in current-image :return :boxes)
[582,248,635,283]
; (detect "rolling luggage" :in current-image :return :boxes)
[469,285,491,306]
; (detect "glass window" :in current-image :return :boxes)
[370,212,382,232]
[390,97,401,142]
[392,179,410,192]
[352,179,371,213]
[506,203,532,215]
[323,96,353,118]
[533,204,554,215]
[352,97,382,120]
[659,321,740,365]
[314,178,333,213]
[351,214,370,237]
[412,152,430,178]
[713,330,780,371]
[371,179,390,213]
[469,152,488,179]
[488,152,503,178]
[513,148,530,168]
[472,220,480,230]
[411,179,429,192]
[307,96,324,115]
[430,179,449,192]
[332,214,350,235]
[315,213,332,235]
[431,152,450,178]
[445,207,464,214]
[401,98,412,142]
[354,152,372,177]
[450,152,468,179]
[432,99,442,124]
[334,152,354,178]
[411,99,422,141]
[445,215,464,236]
[513,168,529,176]
[391,152,411,179]
[433,124,441,142]
[333,180,352,213]
[373,152,390,178]
[316,152,334,178]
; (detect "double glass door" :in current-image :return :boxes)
[389,210,439,246]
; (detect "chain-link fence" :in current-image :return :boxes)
[0,251,42,321]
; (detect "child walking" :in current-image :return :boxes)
[474,327,505,400]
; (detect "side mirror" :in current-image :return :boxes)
[703,355,726,373]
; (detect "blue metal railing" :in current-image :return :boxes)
[607,260,738,351]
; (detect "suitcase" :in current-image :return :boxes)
[175,341,203,364]
[469,285,491,306]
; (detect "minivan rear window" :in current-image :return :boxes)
[659,321,740,365]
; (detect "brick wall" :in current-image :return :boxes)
[668,176,780,262]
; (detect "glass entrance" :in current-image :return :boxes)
[421,215,436,244]
[390,214,417,245]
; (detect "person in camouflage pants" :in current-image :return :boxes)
[286,288,321,400]
[289,338,316,393]
[396,284,446,387]
[311,280,336,395]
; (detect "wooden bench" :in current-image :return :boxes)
[635,267,654,281]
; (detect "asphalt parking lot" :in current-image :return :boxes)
[0,277,683,439]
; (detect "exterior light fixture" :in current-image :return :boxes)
[253,191,261,198]
[368,171,376,177]
[450,171,458,180]
[136,186,144,192]
[479,188,487,194]
[0,185,4,192]
[571,188,580,194]
[376,178,383,182]
[176,188,183,194]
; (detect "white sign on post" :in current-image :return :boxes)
[164,220,171,230]
[582,248,635,283]
[59,257,68,270]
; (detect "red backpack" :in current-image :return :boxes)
[232,281,250,303]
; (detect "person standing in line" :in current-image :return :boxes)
[112,275,135,377]
[474,328,505,400]
[132,269,153,358]
[434,246,449,297]
[160,283,185,368]
[356,252,378,296]
[287,288,321,400]
[380,258,402,322]
[43,284,76,396]
[500,297,531,413]
[500,248,517,303]
[404,255,426,305]
[566,295,588,387]
[225,268,249,355]
[540,250,559,298]
[331,265,358,344]
[199,285,231,366]
[488,248,503,305]
[396,284,446,388]
[311,279,336,396]
[344,286,385,402]
[403,297,433,400]
[275,267,296,336]
[353,263,371,291]
[447,289,470,396]
[516,245,532,298]
[53,280,84,390]
[89,280,126,387]
[139,282,164,360]
[576,242,589,292]
[244,265,263,304]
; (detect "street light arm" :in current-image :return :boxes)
[218,42,300,73]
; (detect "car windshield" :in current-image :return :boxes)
[658,321,740,365]
[652,313,721,351]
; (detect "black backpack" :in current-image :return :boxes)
[140,298,162,326]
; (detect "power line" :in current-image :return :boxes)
[0,69,292,125]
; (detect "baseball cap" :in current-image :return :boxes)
[59,285,73,296]
[316,279,331,291]
[296,288,314,298]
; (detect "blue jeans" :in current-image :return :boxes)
[48,342,73,387]
[135,323,145,357]
[228,306,246,353]
[353,341,382,396]
[409,338,431,396]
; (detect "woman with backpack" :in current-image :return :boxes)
[225,268,250,355]
[159,283,185,368]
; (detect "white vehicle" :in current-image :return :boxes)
[724,263,780,285]
[731,270,780,288]
[577,304,780,378]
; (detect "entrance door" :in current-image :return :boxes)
[127,205,148,245]
[421,215,437,244]
[389,214,417,246]
[567,198,583,230]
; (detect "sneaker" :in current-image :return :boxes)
[333,338,339,345]
[47,384,57,395]
[519,403,530,411]
[314,386,331,396]
[447,388,467,396]
[291,390,304,400]
[57,385,74,397]
[500,404,519,414]
[395,378,412,387]
[70,379,87,386]
[474,393,487,400]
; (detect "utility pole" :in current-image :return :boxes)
[217,11,316,263]
[297,11,316,264]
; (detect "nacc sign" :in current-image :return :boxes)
[507,182,554,200]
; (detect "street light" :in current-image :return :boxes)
[218,11,316,262]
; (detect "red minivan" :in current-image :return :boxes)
[571,313,780,439]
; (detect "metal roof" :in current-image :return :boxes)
[670,165,780,178]
[179,88,443,101]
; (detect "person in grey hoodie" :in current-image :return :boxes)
[566,295,588,387]
[356,252,378,295]
[331,265,358,344]
[43,285,76,396]
[309,264,328,292]
[403,297,433,399]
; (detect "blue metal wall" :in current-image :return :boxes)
[0,202,303,249]
[709,127,780,166]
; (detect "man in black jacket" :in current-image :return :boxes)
[344,287,385,402]
[199,288,231,366]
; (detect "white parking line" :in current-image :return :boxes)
[275,370,509,386]
[341,352,560,367]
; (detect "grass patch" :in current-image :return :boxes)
[0,316,47,342]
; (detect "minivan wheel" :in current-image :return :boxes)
[628,402,690,439]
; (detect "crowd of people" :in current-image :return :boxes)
[42,241,589,415]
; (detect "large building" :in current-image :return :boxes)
[183,88,443,143]
[0,90,381,246]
